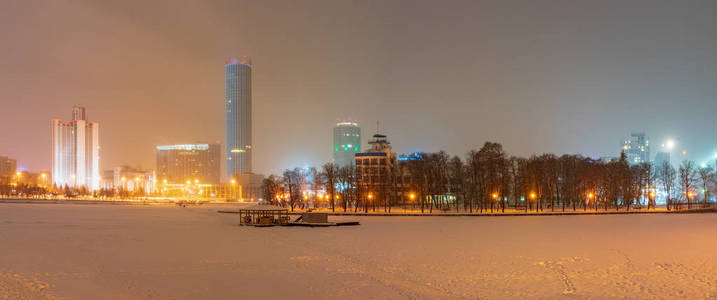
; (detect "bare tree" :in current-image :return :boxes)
[322,163,338,212]
[697,166,714,208]
[678,161,697,209]
[657,162,676,210]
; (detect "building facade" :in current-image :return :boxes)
[156,143,221,184]
[226,57,253,179]
[355,134,397,202]
[622,132,650,165]
[51,105,100,190]
[100,166,156,195]
[0,156,17,177]
[654,151,670,168]
[333,121,361,167]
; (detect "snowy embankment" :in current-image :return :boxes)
[0,203,715,299]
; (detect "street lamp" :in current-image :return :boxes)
[409,193,415,200]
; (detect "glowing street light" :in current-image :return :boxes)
[588,193,594,199]
[492,193,498,200]
[530,193,536,200]
[409,193,416,200]
[367,193,373,200]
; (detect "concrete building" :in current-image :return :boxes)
[355,133,397,201]
[156,143,221,184]
[333,121,361,167]
[654,151,671,168]
[225,57,253,179]
[233,173,265,201]
[51,105,100,190]
[100,166,156,195]
[0,156,17,177]
[622,133,650,165]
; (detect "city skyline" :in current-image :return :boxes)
[2,0,717,175]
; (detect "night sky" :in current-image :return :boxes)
[1,0,716,175]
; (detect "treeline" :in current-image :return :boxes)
[262,142,716,213]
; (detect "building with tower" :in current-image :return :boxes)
[333,121,361,167]
[355,133,397,203]
[51,105,100,190]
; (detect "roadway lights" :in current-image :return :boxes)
[530,193,536,199]
[368,193,373,200]
[588,193,594,199]
[492,193,498,200]
[409,193,416,200]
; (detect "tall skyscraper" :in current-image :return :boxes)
[333,121,361,167]
[51,105,100,190]
[156,143,221,184]
[622,132,650,165]
[225,57,252,179]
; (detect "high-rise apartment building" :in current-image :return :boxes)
[622,132,650,165]
[225,57,252,179]
[51,105,100,190]
[156,143,221,184]
[333,121,361,167]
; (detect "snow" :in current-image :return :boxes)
[0,203,715,299]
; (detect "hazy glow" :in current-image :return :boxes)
[665,140,675,150]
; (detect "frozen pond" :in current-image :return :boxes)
[0,203,715,299]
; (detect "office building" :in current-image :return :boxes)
[100,166,156,195]
[333,121,361,167]
[355,133,397,201]
[156,143,221,184]
[622,132,650,165]
[51,105,100,190]
[654,151,670,168]
[225,57,253,179]
[0,156,17,176]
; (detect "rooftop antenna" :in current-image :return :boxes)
[376,120,380,134]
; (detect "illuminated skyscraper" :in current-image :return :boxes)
[333,121,361,167]
[622,132,650,165]
[51,105,100,190]
[225,57,252,179]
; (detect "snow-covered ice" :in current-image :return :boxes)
[0,203,715,299]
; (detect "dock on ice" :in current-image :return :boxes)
[232,205,359,227]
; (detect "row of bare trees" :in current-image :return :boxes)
[262,142,717,213]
